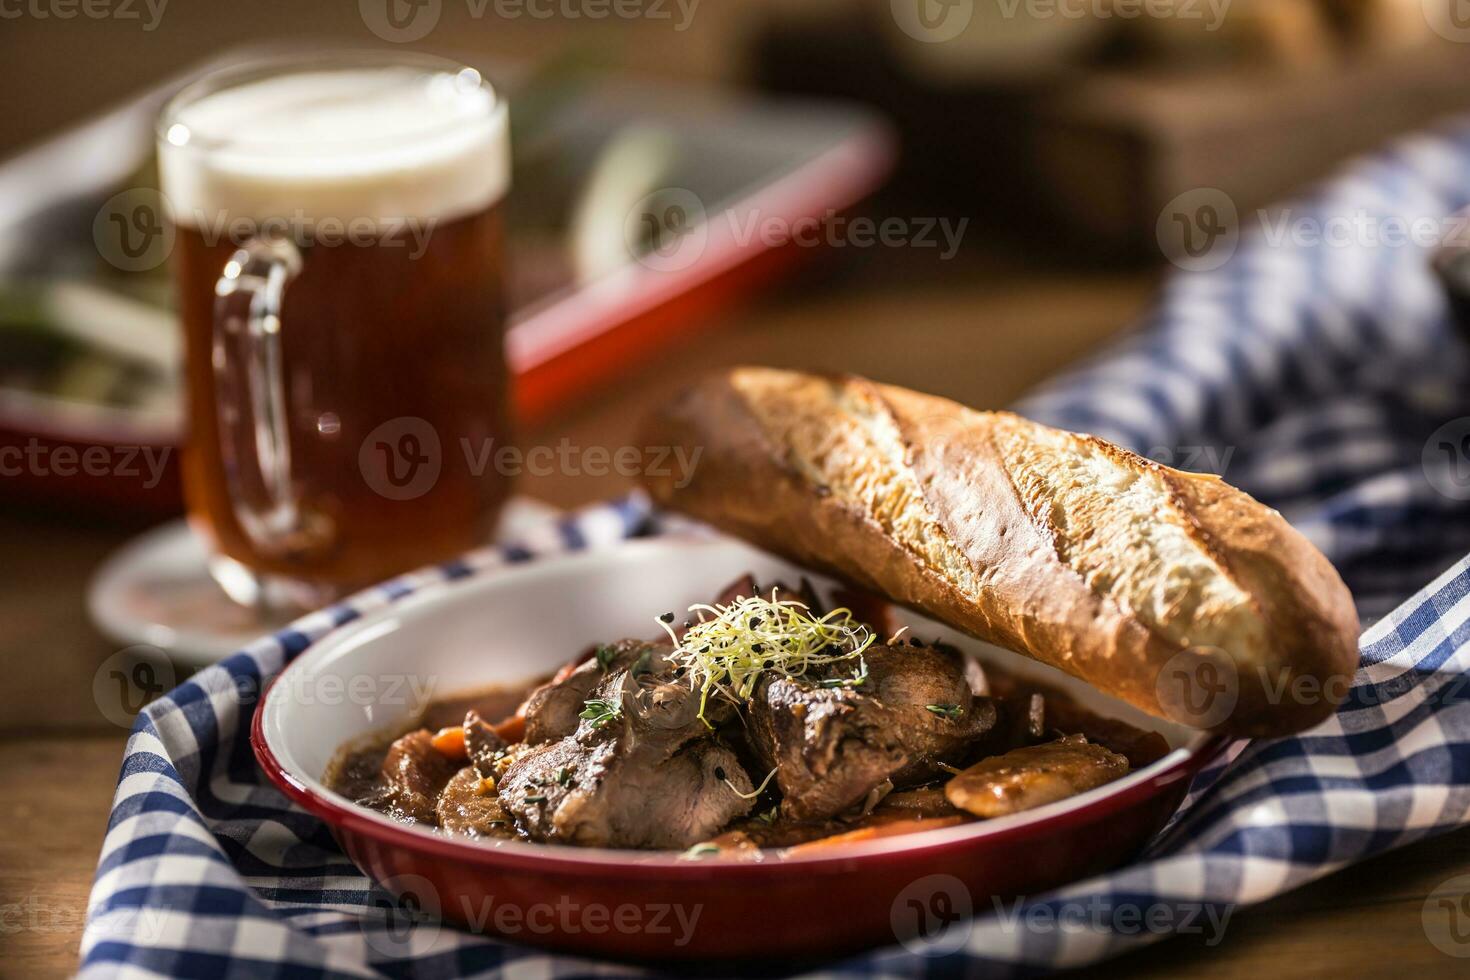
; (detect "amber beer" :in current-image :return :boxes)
[158,54,512,606]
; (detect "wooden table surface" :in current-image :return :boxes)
[3,247,1468,978]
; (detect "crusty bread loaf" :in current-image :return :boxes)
[638,367,1360,737]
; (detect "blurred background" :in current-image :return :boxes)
[7,1,1470,974]
[7,0,1470,513]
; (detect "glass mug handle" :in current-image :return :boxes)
[212,236,323,559]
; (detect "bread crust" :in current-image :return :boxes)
[638,367,1361,737]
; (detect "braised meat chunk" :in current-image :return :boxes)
[436,767,516,839]
[374,729,459,824]
[749,640,997,821]
[501,642,755,848]
[463,710,508,778]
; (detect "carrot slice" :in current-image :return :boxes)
[783,816,966,856]
[492,713,526,743]
[429,725,468,760]
[551,659,583,685]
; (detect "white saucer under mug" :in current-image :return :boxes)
[87,498,561,668]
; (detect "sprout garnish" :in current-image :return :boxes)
[723,766,777,801]
[656,589,876,727]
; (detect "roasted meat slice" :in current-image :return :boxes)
[944,734,1130,818]
[501,734,752,848]
[375,729,459,824]
[518,639,651,744]
[463,710,508,778]
[749,640,996,821]
[436,767,516,839]
[500,645,752,848]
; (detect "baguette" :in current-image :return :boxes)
[638,367,1360,737]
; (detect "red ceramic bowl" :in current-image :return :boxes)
[253,537,1228,961]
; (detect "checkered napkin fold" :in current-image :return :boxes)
[85,118,1470,976]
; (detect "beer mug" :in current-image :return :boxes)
[157,51,512,608]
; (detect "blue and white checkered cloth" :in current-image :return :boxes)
[84,118,1470,976]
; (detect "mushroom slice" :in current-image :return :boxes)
[944,734,1129,818]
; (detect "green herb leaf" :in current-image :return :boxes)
[579,697,623,729]
[594,645,616,672]
[925,703,962,721]
[819,657,869,689]
[630,649,654,677]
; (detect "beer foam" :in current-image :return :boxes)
[158,67,509,229]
